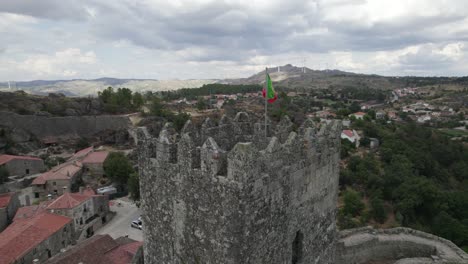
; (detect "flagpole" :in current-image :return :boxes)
[265,67,268,138]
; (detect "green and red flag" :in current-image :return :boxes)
[262,73,277,103]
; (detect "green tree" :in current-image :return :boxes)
[349,102,361,113]
[196,97,207,110]
[367,109,376,119]
[370,196,386,223]
[132,92,144,110]
[115,88,133,109]
[170,112,191,132]
[432,211,468,246]
[343,188,365,217]
[150,97,166,116]
[341,139,356,158]
[98,87,114,104]
[75,138,90,150]
[128,172,140,201]
[394,176,441,225]
[103,152,134,186]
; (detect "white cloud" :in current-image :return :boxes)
[16,48,97,78]
[1,0,468,80]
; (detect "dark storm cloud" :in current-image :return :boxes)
[79,0,468,62]
[0,0,90,20]
[2,0,468,66]
[86,0,318,56]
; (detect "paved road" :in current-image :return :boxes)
[97,198,143,241]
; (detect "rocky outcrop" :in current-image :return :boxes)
[336,227,468,264]
[0,111,131,143]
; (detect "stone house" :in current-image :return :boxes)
[0,212,74,264]
[350,111,366,120]
[369,138,380,150]
[46,187,109,231]
[46,192,96,232]
[81,151,109,177]
[14,187,110,241]
[0,192,20,232]
[13,200,52,221]
[387,111,397,120]
[417,114,431,123]
[341,129,361,147]
[0,154,45,177]
[376,110,386,119]
[31,161,83,200]
[45,234,143,264]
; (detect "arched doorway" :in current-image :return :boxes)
[292,230,303,264]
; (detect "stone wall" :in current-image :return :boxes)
[14,220,74,264]
[137,113,341,264]
[0,192,19,232]
[3,159,45,177]
[0,111,131,142]
[336,226,468,264]
[0,207,7,232]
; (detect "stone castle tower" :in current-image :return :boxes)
[137,113,341,264]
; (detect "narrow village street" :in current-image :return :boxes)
[97,198,143,242]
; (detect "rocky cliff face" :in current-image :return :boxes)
[0,111,132,146]
[336,227,468,264]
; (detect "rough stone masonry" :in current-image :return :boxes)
[137,113,341,264]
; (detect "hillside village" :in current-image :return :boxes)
[0,66,466,263]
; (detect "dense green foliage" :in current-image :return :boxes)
[103,152,135,186]
[147,97,190,131]
[339,87,387,101]
[340,119,468,250]
[343,188,365,217]
[159,84,262,101]
[98,87,144,113]
[75,138,90,150]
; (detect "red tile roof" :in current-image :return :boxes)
[14,201,53,221]
[81,186,96,196]
[46,234,142,264]
[0,154,42,166]
[342,130,355,138]
[32,161,82,185]
[0,192,15,208]
[47,192,91,210]
[70,146,94,160]
[82,151,109,164]
[105,240,143,264]
[352,112,366,116]
[0,213,72,263]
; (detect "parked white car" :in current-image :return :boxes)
[131,220,142,230]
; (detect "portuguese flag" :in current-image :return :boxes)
[262,73,278,103]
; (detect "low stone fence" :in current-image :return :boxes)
[336,226,468,264]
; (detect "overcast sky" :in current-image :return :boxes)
[1,0,468,81]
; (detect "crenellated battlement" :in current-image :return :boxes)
[137,112,341,180]
[138,112,342,264]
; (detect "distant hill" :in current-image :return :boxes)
[2,65,468,97]
[224,64,468,91]
[0,78,217,97]
[222,64,398,90]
